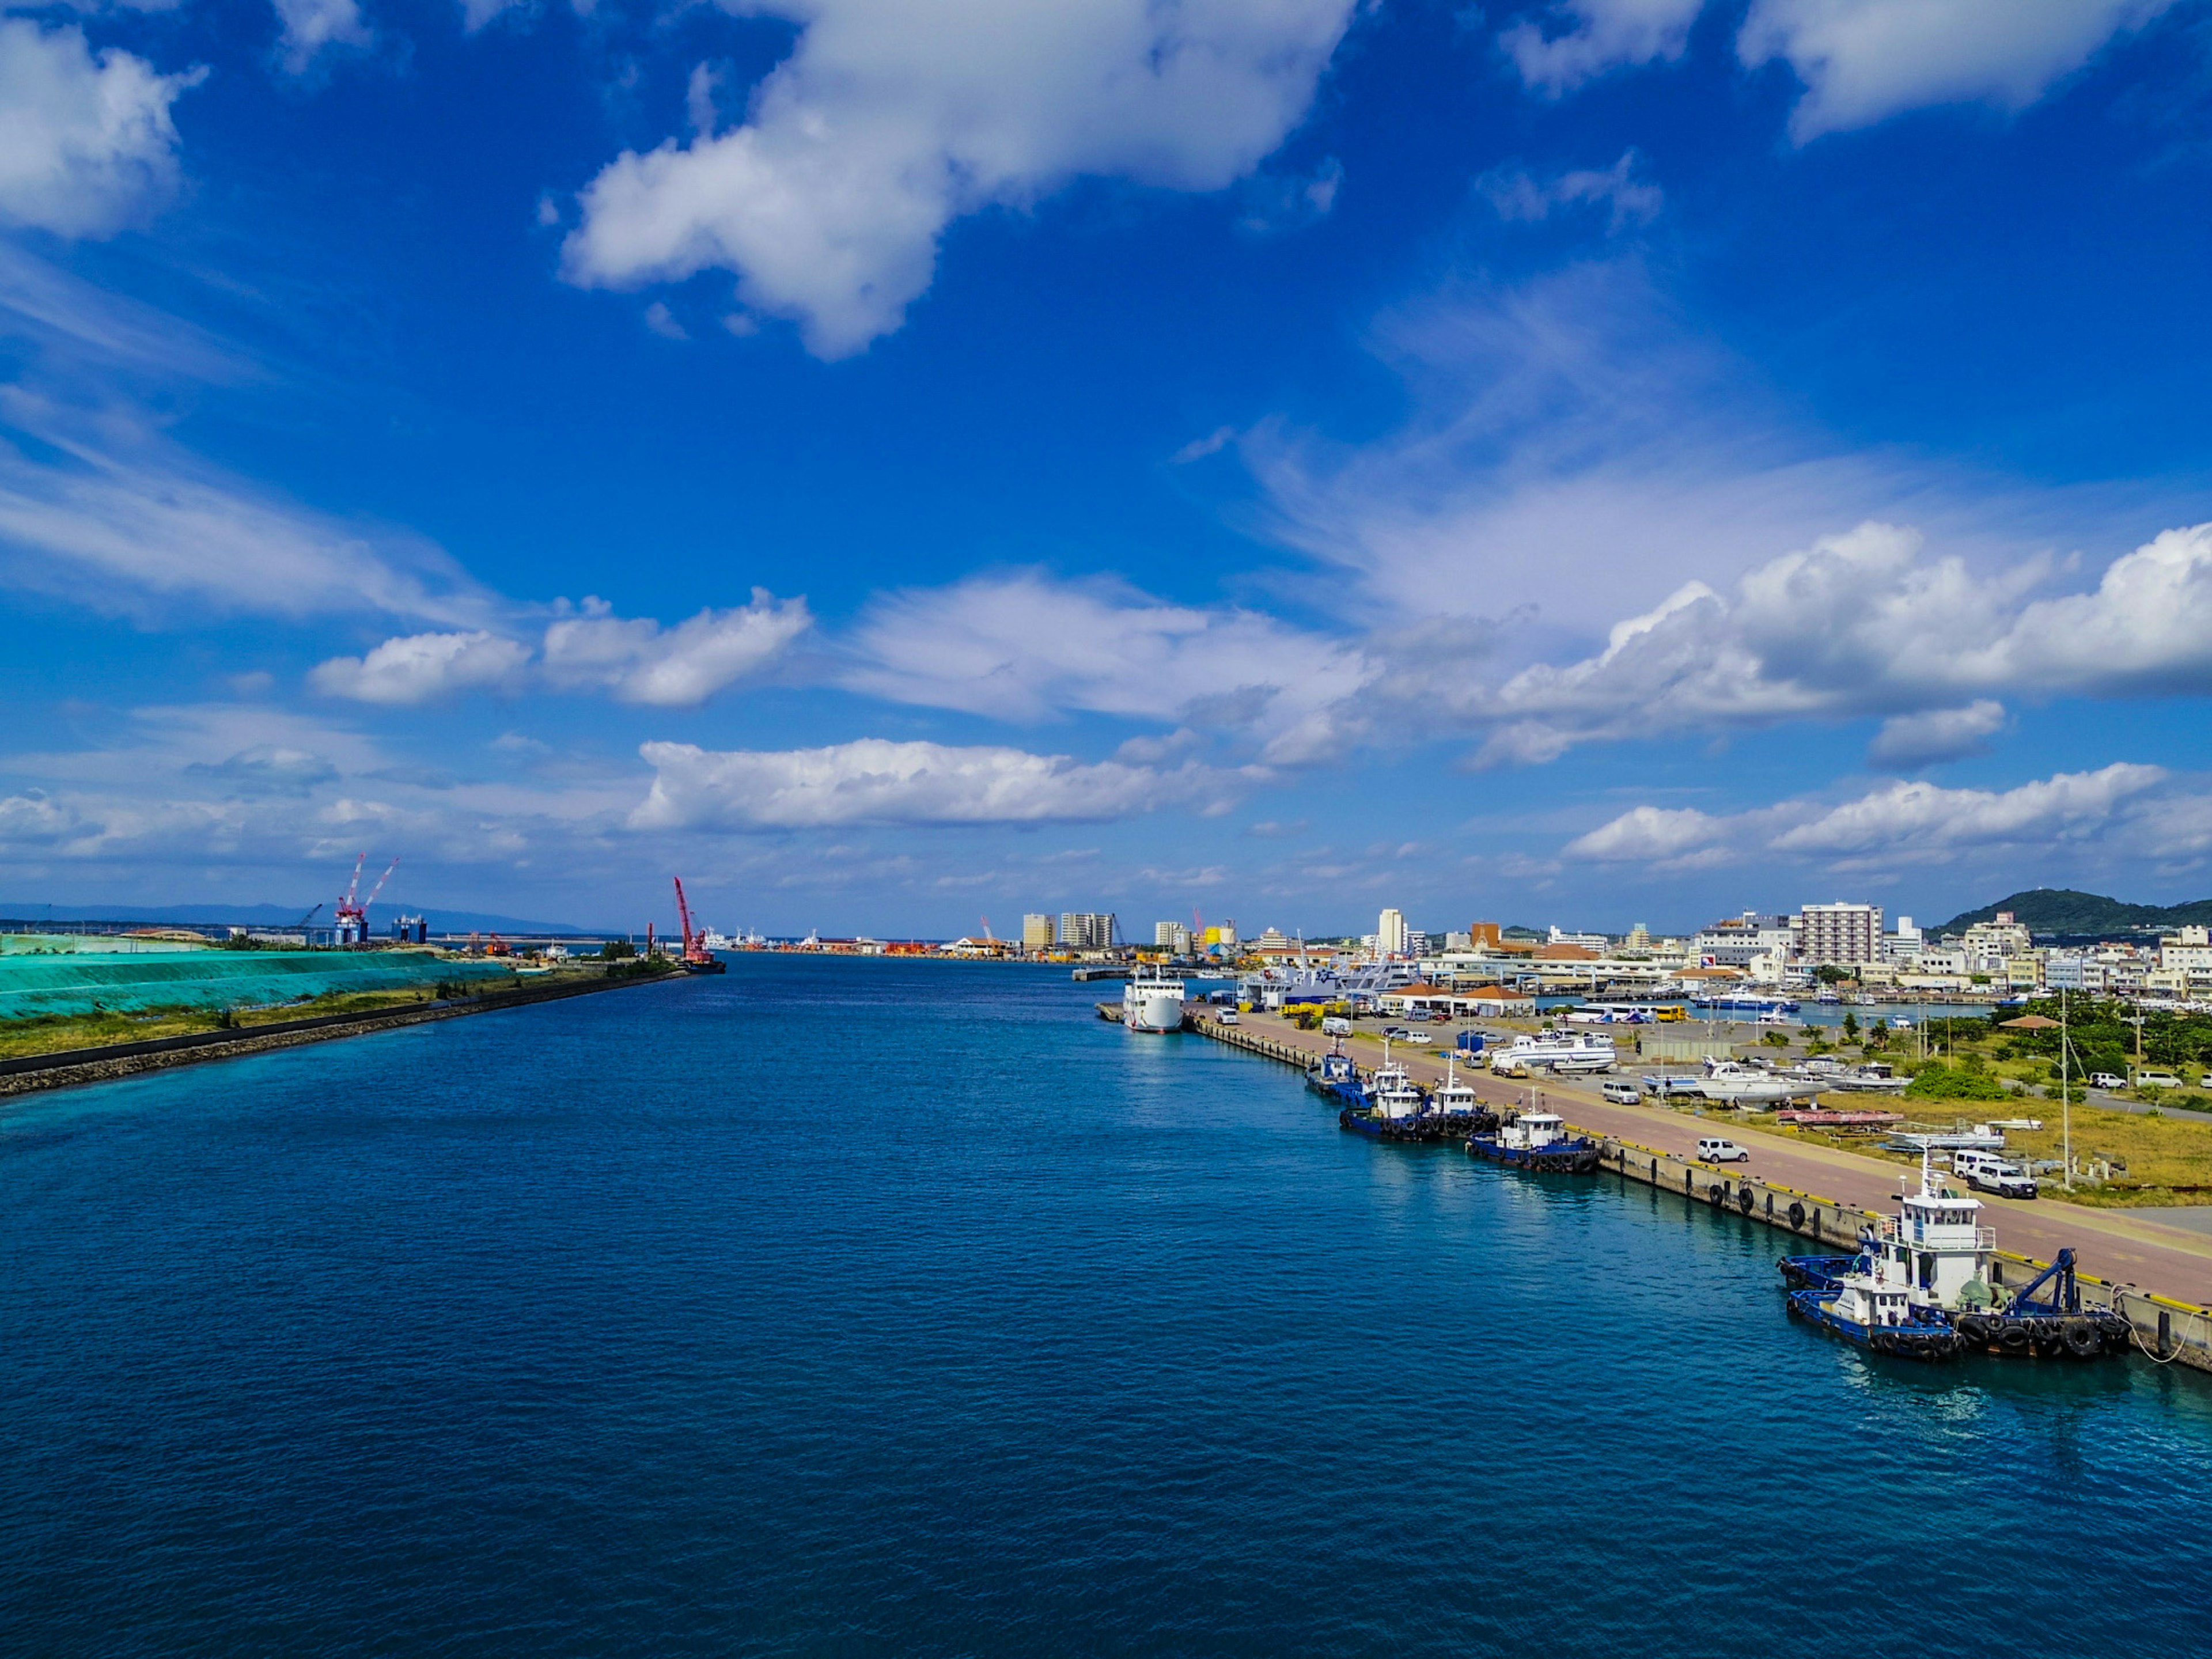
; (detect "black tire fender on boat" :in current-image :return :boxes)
[2063,1321,2103,1359]
[1787,1202,1806,1231]
[1957,1315,1991,1345]
[1998,1324,2031,1354]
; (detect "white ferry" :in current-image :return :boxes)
[1487,1030,1617,1075]
[1122,967,1188,1033]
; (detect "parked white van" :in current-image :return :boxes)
[2090,1073,2126,1090]
[1321,1016,1352,1037]
[1696,1137,1749,1164]
[1601,1081,1642,1105]
[2137,1070,2184,1090]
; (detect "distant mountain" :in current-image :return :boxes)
[1932,889,2212,938]
[0,901,593,935]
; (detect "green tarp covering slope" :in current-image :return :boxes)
[0,951,516,1020]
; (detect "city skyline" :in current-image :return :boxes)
[2,2,2211,933]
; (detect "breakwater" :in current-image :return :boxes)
[0,968,684,1099]
[1191,1011,2212,1377]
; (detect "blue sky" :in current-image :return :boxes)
[3,0,2211,937]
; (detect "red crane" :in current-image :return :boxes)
[672,876,714,967]
[334,852,368,946]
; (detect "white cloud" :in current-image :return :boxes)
[1478,151,1663,233]
[562,0,1358,357]
[1566,763,2172,873]
[311,591,813,707]
[308,630,532,704]
[1562,803,1721,862]
[1500,0,1703,95]
[841,570,1370,762]
[0,21,201,238]
[539,590,812,705]
[1738,0,2177,142]
[270,0,370,74]
[630,737,1257,830]
[1867,700,2006,768]
[1771,763,2167,858]
[0,429,494,626]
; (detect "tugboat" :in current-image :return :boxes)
[1465,1109,1601,1173]
[1339,1046,1438,1141]
[1429,1053,1500,1135]
[1306,1044,1360,1104]
[1779,1154,2129,1360]
[1785,1260,1966,1361]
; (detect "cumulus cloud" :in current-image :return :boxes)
[630,737,1259,830]
[1402,520,2212,768]
[1740,0,2176,141]
[1867,700,2006,768]
[1771,763,2167,858]
[1565,763,2172,873]
[1499,0,1703,95]
[1562,804,1722,863]
[540,590,811,706]
[0,21,201,237]
[562,0,1358,357]
[841,570,1370,763]
[312,592,812,707]
[308,630,533,705]
[1478,151,1663,233]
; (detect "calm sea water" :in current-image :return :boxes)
[3,957,2209,1656]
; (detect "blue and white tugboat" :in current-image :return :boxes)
[1339,1045,1437,1141]
[1429,1052,1499,1136]
[1781,1154,2127,1360]
[1465,1109,1601,1174]
[1306,1043,1360,1104]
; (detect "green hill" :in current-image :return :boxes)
[1933,888,2212,937]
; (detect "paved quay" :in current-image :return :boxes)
[1195,1012,2212,1312]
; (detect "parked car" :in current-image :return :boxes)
[1953,1150,2037,1198]
[1601,1081,1642,1105]
[2090,1073,2126,1091]
[1382,1025,1408,1040]
[1321,1016,1352,1037]
[1215,1009,1238,1025]
[1400,1031,1433,1045]
[2138,1070,2184,1090]
[1696,1137,1749,1164]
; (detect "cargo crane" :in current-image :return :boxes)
[334,853,368,946]
[672,877,727,974]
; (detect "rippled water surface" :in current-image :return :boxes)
[4,957,2209,1656]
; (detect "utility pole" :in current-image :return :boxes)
[2061,987,2072,1194]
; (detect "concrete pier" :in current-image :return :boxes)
[1190,1009,2212,1377]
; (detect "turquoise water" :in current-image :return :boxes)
[0,948,514,1019]
[3,956,2209,1655]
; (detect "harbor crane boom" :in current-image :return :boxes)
[362,856,399,918]
[672,876,713,966]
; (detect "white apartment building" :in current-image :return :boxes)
[2161,925,2212,975]
[1059,912,1118,950]
[1881,915,1925,963]
[1377,908,1408,958]
[1799,902,1883,967]
[1960,912,2032,958]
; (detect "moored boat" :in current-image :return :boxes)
[1122,967,1187,1033]
[1466,1110,1601,1173]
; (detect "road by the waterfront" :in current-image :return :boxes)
[1200,1012,2212,1310]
